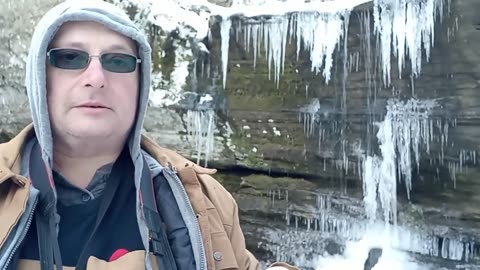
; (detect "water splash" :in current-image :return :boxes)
[315,228,424,270]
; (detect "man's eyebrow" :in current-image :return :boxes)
[105,44,137,55]
[51,42,136,55]
[55,41,88,49]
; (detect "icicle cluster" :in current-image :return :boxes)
[298,98,321,137]
[220,0,443,88]
[373,0,443,85]
[284,193,366,240]
[186,110,216,166]
[222,11,349,88]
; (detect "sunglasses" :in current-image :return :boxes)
[47,48,141,73]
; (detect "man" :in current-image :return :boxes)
[0,0,295,269]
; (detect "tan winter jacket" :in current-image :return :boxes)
[0,125,296,270]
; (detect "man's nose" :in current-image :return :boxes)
[82,56,106,89]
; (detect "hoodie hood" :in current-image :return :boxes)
[25,0,152,168]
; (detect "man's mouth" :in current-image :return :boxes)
[82,105,105,108]
[77,102,109,109]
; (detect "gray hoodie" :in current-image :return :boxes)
[24,0,154,269]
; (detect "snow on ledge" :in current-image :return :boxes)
[199,0,372,18]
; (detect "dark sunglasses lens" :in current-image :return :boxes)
[49,49,89,69]
[101,53,137,73]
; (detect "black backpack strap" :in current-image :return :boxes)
[140,156,178,270]
[29,142,63,270]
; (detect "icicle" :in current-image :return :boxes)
[267,16,289,87]
[448,162,457,188]
[465,242,471,262]
[220,16,231,89]
[271,189,276,207]
[235,20,240,42]
[375,0,393,85]
[341,10,350,112]
[243,22,251,54]
[285,208,290,226]
[241,11,350,85]
[343,140,349,174]
[263,21,271,80]
[252,23,259,69]
[356,52,360,72]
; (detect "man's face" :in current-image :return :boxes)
[47,21,140,142]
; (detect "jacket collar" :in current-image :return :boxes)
[0,124,35,183]
[140,134,216,175]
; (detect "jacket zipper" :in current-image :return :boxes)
[2,196,38,270]
[163,167,207,270]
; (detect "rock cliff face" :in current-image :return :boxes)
[1,0,479,268]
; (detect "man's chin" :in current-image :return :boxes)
[65,128,115,140]
[54,120,131,142]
